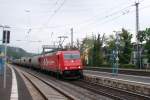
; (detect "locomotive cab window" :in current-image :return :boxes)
[64,54,80,59]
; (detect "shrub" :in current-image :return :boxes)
[120,64,136,69]
[99,64,111,67]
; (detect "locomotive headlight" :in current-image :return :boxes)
[78,66,81,68]
[65,67,68,70]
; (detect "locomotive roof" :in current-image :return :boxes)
[44,50,80,56]
[57,50,80,53]
[19,50,80,59]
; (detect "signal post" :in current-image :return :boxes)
[0,25,10,88]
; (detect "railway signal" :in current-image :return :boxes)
[0,25,10,88]
[2,30,10,43]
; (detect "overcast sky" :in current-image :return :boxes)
[0,0,150,53]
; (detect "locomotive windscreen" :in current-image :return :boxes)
[64,53,80,59]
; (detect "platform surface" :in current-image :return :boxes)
[0,65,32,100]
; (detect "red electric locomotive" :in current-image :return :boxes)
[39,50,83,79]
[14,50,83,79]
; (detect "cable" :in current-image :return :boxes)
[34,2,133,30]
[76,5,133,30]
[30,0,131,32]
[9,1,150,31]
[35,0,66,36]
[140,4,150,10]
[77,0,150,31]
[43,0,66,26]
[54,0,60,5]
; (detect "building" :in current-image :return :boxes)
[131,42,149,68]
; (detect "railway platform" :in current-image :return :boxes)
[84,70,150,96]
[85,67,150,77]
[84,70,150,84]
[0,64,68,100]
[0,64,32,100]
[1,64,150,100]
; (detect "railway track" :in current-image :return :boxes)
[13,65,150,100]
[85,67,150,77]
[14,65,111,100]
[14,66,73,100]
[69,80,150,100]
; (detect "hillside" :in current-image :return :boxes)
[0,45,36,59]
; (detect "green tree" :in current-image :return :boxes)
[80,34,105,66]
[145,41,150,63]
[143,28,150,63]
[119,28,132,64]
[91,34,104,66]
[106,29,133,64]
[139,28,150,63]
[138,30,146,43]
[105,35,115,64]
[80,36,95,65]
[106,35,115,49]
[145,28,150,63]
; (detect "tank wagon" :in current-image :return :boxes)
[13,50,83,79]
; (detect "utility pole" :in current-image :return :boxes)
[70,28,73,49]
[135,0,141,69]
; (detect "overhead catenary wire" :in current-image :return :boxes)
[17,0,132,32]
[102,4,150,24]
[10,4,150,32]
[31,0,67,40]
[11,2,133,31]
[8,0,150,31]
[76,5,134,31]
[38,0,66,31]
[77,1,150,31]
[46,0,66,25]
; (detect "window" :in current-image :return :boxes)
[64,54,80,59]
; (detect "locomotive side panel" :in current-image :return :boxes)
[40,53,59,72]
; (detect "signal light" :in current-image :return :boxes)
[7,30,10,43]
[2,30,6,43]
[2,30,10,43]
[65,67,68,70]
